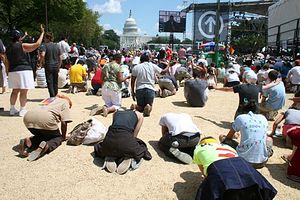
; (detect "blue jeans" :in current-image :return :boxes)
[136,88,155,111]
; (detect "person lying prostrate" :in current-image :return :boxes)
[193,137,277,200]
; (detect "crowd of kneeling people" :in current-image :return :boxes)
[5,33,300,199]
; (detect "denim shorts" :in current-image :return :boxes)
[136,88,155,110]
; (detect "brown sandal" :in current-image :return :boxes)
[281,155,292,166]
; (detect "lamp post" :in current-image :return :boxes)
[214,0,221,67]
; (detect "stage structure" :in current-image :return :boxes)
[268,0,300,56]
[182,0,275,51]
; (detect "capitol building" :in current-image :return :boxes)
[120,11,153,49]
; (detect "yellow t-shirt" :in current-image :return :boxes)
[69,64,87,83]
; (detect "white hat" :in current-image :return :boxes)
[245,70,257,84]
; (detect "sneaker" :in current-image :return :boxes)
[90,106,102,116]
[27,141,48,161]
[169,147,192,164]
[96,89,102,96]
[67,86,73,93]
[144,150,152,160]
[105,157,117,173]
[72,86,78,94]
[86,88,93,96]
[102,106,108,117]
[19,109,27,117]
[18,139,29,157]
[143,104,151,117]
[9,107,19,116]
[116,158,132,175]
[131,158,143,170]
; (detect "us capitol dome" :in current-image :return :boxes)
[120,10,153,49]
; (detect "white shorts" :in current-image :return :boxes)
[8,70,35,89]
[102,87,122,109]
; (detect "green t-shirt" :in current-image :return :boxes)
[193,143,238,176]
[102,62,123,92]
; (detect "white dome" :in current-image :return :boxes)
[123,12,138,35]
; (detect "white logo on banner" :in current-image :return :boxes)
[198,11,224,39]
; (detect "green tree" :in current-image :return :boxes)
[182,38,192,44]
[100,29,120,49]
[0,0,103,48]
[231,18,267,54]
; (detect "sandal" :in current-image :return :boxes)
[18,139,29,157]
[281,155,292,166]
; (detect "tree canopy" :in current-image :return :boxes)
[0,0,114,48]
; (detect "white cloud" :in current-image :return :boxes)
[101,23,122,35]
[103,24,112,30]
[93,0,125,14]
[176,5,185,10]
[114,29,122,35]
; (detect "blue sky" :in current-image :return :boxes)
[85,0,259,39]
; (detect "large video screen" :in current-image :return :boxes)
[159,11,186,33]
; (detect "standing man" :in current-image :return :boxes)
[40,32,61,97]
[131,52,168,117]
[57,37,70,69]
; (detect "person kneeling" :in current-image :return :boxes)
[219,99,273,169]
[18,94,72,161]
[94,110,152,175]
[68,60,88,94]
[194,137,277,200]
[158,113,201,164]
[157,74,178,98]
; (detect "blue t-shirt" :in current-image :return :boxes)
[232,112,268,164]
[263,81,285,110]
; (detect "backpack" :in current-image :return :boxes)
[67,119,93,146]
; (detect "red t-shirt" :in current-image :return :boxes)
[91,68,103,85]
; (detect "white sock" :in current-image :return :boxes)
[10,105,15,110]
[20,107,26,111]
